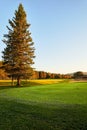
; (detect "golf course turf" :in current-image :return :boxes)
[0,80,87,130]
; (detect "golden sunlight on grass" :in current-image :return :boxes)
[30,79,64,85]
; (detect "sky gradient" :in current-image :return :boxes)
[0,0,87,74]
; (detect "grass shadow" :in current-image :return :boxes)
[0,97,87,130]
[0,81,42,90]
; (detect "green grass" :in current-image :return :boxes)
[0,80,87,130]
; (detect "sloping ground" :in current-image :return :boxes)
[0,81,87,130]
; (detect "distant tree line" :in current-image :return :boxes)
[31,71,87,80]
[31,71,72,79]
[0,62,72,80]
[0,61,87,80]
[73,71,87,80]
[0,69,72,80]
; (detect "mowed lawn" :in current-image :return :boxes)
[0,80,87,130]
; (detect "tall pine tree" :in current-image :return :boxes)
[2,4,35,86]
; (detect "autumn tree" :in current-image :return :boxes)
[0,61,8,79]
[73,71,83,79]
[2,4,35,86]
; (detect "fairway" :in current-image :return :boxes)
[0,80,87,130]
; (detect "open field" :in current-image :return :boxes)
[0,79,87,130]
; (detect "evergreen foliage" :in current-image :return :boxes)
[2,4,35,86]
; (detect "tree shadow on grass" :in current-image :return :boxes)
[0,97,87,130]
[0,81,42,90]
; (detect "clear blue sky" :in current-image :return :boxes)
[0,0,87,74]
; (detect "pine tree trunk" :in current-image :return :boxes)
[12,76,14,86]
[17,77,21,86]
